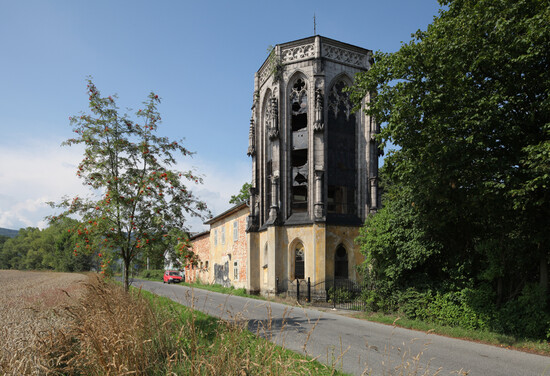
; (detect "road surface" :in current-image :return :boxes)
[130,279,550,375]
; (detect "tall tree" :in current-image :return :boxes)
[229,182,252,205]
[50,79,209,290]
[351,0,549,302]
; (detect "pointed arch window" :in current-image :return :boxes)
[263,91,273,224]
[334,244,348,279]
[295,244,305,279]
[327,78,357,216]
[290,78,308,214]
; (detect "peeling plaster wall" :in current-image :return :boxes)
[189,206,249,289]
[186,233,210,283]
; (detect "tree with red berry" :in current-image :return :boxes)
[49,78,210,291]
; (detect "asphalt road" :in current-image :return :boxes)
[130,278,550,376]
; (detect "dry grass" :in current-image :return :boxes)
[1,271,451,376]
[2,272,337,375]
[0,270,86,376]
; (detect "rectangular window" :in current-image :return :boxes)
[233,261,239,280]
[233,221,238,242]
[221,227,225,245]
[214,229,217,246]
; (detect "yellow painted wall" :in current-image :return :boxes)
[326,225,363,281]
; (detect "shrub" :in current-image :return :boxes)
[498,284,550,339]
[139,269,165,280]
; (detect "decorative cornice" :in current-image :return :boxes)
[281,43,315,63]
[321,43,369,69]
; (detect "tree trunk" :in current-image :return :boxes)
[124,258,130,292]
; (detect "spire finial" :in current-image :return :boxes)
[314,13,317,35]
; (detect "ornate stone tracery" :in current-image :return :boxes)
[322,44,368,69]
[328,80,353,121]
[281,43,315,63]
[289,78,308,114]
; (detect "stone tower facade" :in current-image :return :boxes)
[246,36,380,295]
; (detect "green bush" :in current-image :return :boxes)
[498,284,550,339]
[328,287,354,303]
[139,269,165,280]
[398,288,431,320]
[372,283,549,339]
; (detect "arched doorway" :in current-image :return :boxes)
[334,244,348,279]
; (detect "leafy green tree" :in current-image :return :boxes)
[229,182,252,205]
[351,0,549,305]
[50,79,210,290]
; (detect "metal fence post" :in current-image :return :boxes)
[296,279,300,302]
[276,277,279,295]
[333,279,336,309]
[307,277,311,302]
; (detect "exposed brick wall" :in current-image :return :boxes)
[229,210,248,288]
[187,205,249,288]
[187,232,210,283]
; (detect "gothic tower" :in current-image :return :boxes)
[246,36,380,295]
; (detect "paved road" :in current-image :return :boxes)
[130,279,550,376]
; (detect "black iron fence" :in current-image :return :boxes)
[276,277,367,311]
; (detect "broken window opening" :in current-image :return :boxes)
[294,172,307,185]
[292,186,307,213]
[290,77,309,214]
[292,113,307,131]
[291,149,307,167]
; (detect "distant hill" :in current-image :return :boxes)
[0,228,19,238]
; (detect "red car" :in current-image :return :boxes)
[163,270,183,284]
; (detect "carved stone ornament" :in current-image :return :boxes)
[290,79,307,115]
[268,96,279,140]
[247,116,256,156]
[314,88,324,132]
[322,44,368,69]
[281,43,315,63]
[328,81,352,121]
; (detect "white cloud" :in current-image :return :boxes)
[0,139,86,229]
[177,154,251,233]
[0,138,252,233]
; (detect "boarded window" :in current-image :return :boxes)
[295,244,305,279]
[214,229,218,246]
[233,221,238,241]
[221,227,225,245]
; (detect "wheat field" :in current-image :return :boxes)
[0,270,86,375]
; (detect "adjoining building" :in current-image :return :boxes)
[187,35,380,297]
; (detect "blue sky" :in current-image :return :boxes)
[0,0,443,232]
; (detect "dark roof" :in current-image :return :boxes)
[189,230,210,241]
[204,202,249,225]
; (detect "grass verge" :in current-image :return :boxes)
[131,272,550,356]
[41,275,346,375]
[355,312,550,355]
